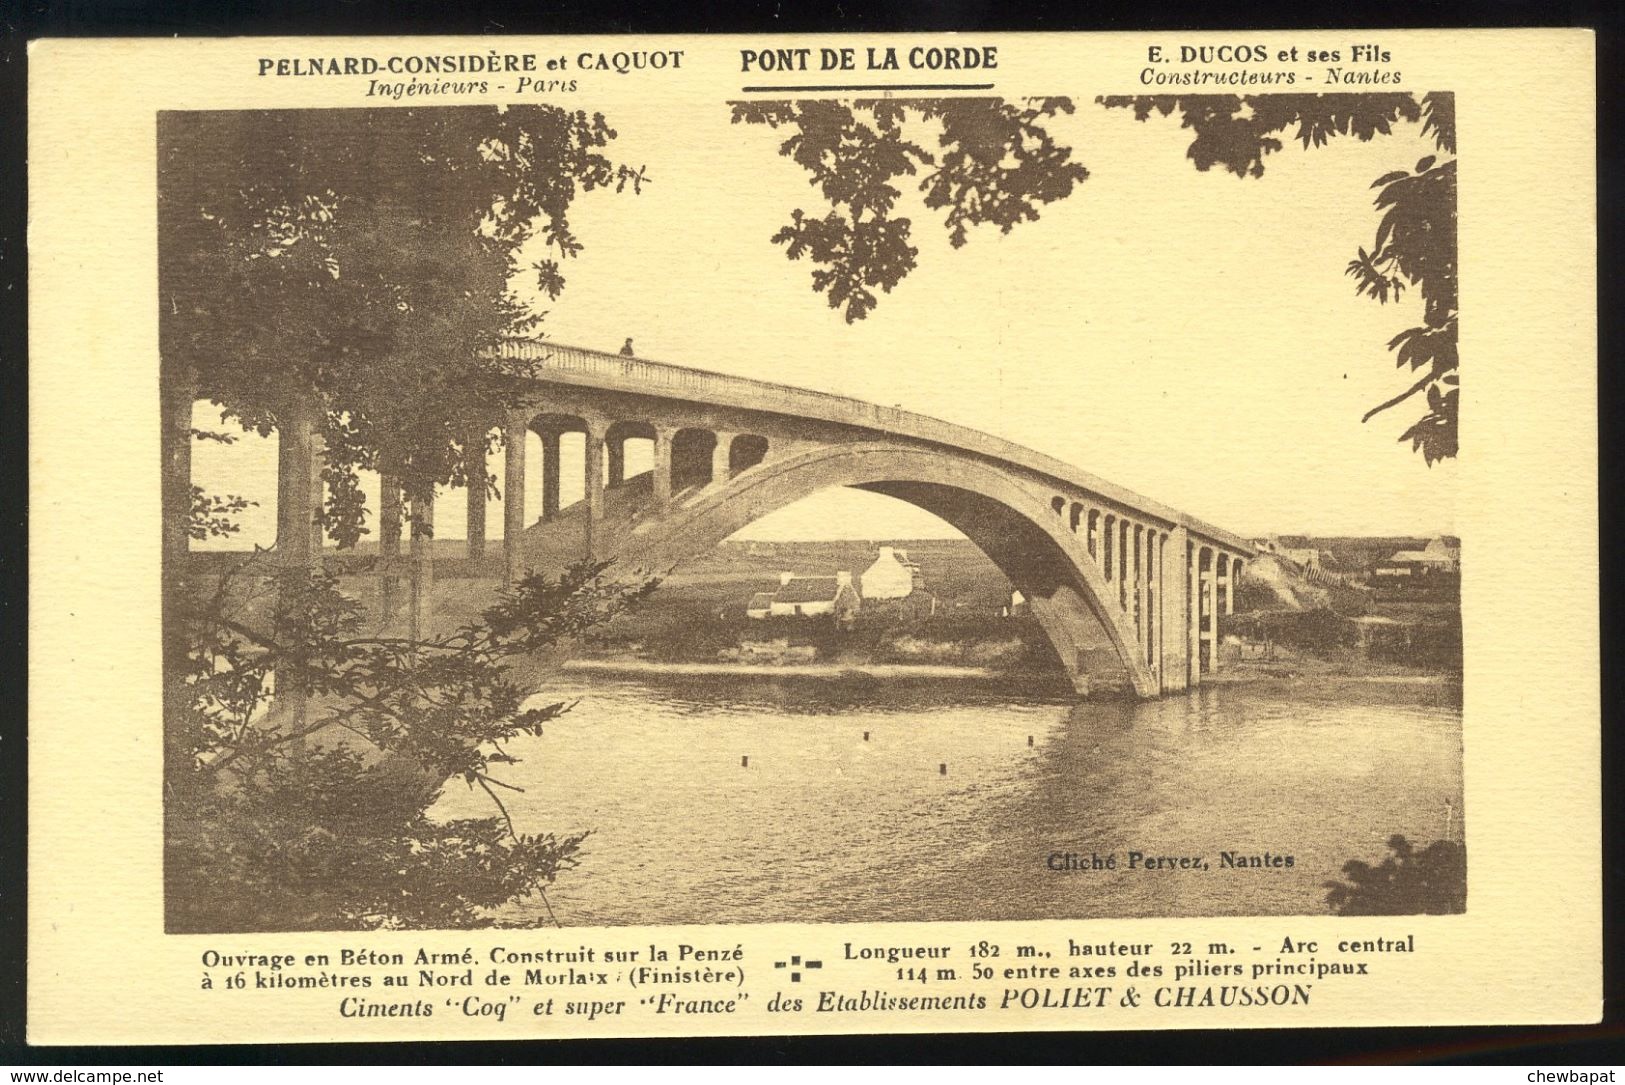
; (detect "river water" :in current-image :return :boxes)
[432,674,1463,926]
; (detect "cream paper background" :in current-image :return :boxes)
[27,30,1597,1042]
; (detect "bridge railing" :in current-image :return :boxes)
[499,339,921,430]
[496,339,1254,555]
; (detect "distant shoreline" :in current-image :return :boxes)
[562,659,1000,680]
[559,655,1460,692]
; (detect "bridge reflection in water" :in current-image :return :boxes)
[197,339,1257,698]
[429,673,1463,925]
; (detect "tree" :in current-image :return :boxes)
[730,98,1089,322]
[159,106,648,545]
[159,106,655,929]
[1324,833,1466,915]
[1097,93,1459,464]
[167,533,657,931]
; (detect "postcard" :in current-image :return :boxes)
[27,29,1598,1042]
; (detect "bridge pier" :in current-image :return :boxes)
[408,489,435,644]
[1160,527,1187,692]
[269,398,321,740]
[1143,530,1156,673]
[1186,542,1201,687]
[379,461,403,616]
[276,397,320,572]
[1138,530,1149,670]
[160,379,194,576]
[541,431,561,521]
[503,416,526,587]
[585,423,606,520]
[711,431,734,486]
[652,427,673,509]
[309,430,326,556]
[1102,514,1115,588]
[1213,551,1223,671]
[465,428,487,559]
[1119,520,1131,612]
[584,423,605,558]
[1150,531,1164,687]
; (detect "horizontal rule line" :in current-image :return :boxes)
[739,83,997,93]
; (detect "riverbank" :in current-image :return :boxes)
[1206,653,1460,686]
[563,658,1001,680]
[558,650,1459,699]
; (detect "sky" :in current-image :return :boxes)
[191,96,1456,549]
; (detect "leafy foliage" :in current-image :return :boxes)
[160,106,660,931]
[166,545,658,932]
[159,107,646,545]
[730,98,1088,322]
[1324,833,1466,915]
[1098,93,1459,464]
[188,486,254,541]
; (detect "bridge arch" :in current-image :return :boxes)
[605,441,1161,696]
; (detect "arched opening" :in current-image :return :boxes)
[671,428,717,490]
[1051,495,1066,516]
[730,434,769,475]
[1069,502,1083,534]
[599,443,1159,696]
[1102,515,1115,581]
[520,429,547,527]
[530,414,591,519]
[1118,520,1131,609]
[605,420,656,490]
[1143,531,1156,665]
[462,426,496,557]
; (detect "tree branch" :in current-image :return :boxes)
[1361,369,1441,424]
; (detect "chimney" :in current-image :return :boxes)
[779,571,794,586]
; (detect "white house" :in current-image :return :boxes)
[1375,536,1462,580]
[860,546,922,600]
[768,572,862,622]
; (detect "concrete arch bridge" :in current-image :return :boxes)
[284,341,1254,698]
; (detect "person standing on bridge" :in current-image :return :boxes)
[620,337,635,357]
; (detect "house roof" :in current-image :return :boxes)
[868,548,920,570]
[774,576,846,603]
[1388,549,1456,564]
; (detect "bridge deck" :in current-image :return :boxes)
[498,339,1254,555]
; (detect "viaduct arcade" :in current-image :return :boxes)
[195,340,1255,699]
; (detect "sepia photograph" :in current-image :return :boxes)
[159,91,1464,934]
[23,22,1605,1048]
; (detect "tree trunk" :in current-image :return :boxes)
[465,428,487,560]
